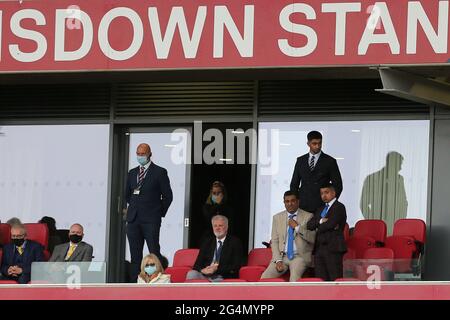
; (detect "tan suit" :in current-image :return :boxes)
[261,209,315,282]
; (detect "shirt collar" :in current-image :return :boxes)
[286,210,298,218]
[142,160,152,171]
[326,198,337,208]
[69,242,79,247]
[216,236,226,244]
[309,151,322,159]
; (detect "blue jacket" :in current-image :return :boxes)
[125,162,173,223]
[1,240,44,284]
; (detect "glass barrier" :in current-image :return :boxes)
[31,262,106,284]
[343,259,421,281]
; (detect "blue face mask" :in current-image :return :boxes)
[211,195,218,204]
[144,265,157,276]
[137,156,149,166]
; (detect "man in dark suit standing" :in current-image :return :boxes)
[0,224,44,284]
[125,143,173,281]
[307,183,347,281]
[290,131,343,213]
[186,215,244,282]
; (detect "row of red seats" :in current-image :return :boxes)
[343,219,426,274]
[0,223,51,265]
[166,219,426,282]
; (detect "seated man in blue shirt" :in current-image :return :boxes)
[0,224,44,284]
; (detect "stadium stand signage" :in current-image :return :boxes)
[0,0,448,72]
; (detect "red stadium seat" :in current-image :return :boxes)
[353,220,387,244]
[23,223,50,261]
[346,220,387,258]
[239,266,266,282]
[392,219,426,243]
[165,248,200,283]
[297,278,324,282]
[385,236,418,273]
[385,219,426,273]
[335,278,361,281]
[172,249,199,267]
[0,249,2,266]
[364,248,394,260]
[354,248,395,281]
[239,248,272,281]
[0,223,11,246]
[184,279,209,283]
[346,236,377,258]
[247,248,272,266]
[165,267,192,283]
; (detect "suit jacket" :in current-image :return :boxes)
[49,241,93,262]
[270,209,316,266]
[0,240,44,284]
[290,152,343,212]
[193,235,244,279]
[125,162,173,224]
[307,200,347,254]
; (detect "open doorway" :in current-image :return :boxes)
[189,122,253,251]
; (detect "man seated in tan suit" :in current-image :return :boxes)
[261,190,316,282]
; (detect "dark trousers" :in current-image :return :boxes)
[126,220,161,282]
[314,247,343,281]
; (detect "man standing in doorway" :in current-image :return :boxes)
[290,131,343,213]
[125,143,173,282]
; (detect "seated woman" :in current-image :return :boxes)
[137,253,171,284]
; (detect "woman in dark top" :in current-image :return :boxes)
[202,181,234,237]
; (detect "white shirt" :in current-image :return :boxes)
[319,197,337,224]
[308,151,322,167]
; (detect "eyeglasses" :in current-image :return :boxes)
[11,235,25,239]
[212,192,222,196]
[145,263,155,267]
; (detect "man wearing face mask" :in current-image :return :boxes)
[49,224,93,262]
[0,224,44,284]
[125,143,173,282]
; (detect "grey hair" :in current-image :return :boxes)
[11,223,27,236]
[211,215,228,226]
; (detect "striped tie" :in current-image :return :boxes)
[309,155,315,171]
[138,166,145,185]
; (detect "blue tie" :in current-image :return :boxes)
[215,240,223,263]
[320,203,330,218]
[287,214,296,260]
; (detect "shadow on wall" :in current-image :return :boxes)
[360,151,408,234]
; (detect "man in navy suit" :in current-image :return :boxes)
[125,143,173,281]
[0,224,44,284]
[307,183,347,281]
[290,131,343,213]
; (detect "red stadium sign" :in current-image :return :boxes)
[0,0,448,72]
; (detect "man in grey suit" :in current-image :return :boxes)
[261,190,315,282]
[49,224,93,262]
